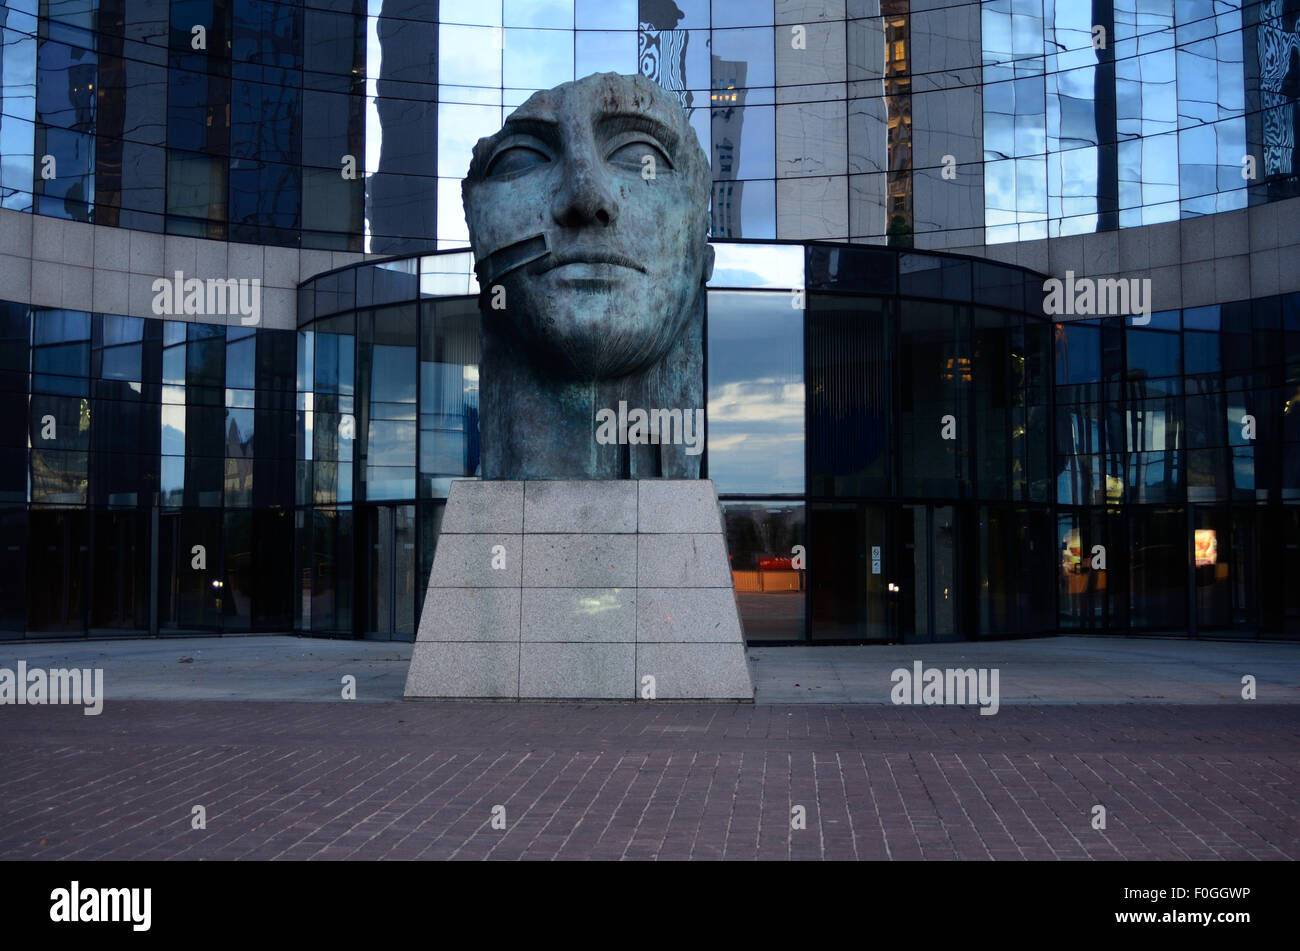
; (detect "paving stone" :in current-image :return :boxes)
[6,700,1296,861]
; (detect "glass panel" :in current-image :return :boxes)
[1128,506,1186,631]
[706,291,803,494]
[420,299,481,493]
[707,242,802,288]
[722,501,805,642]
[808,294,891,496]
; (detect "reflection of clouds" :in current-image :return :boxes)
[437,104,501,179]
[439,26,502,88]
[708,244,803,288]
[708,380,804,422]
[711,433,802,451]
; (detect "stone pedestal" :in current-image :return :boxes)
[404,480,753,701]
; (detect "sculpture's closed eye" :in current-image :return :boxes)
[487,145,550,177]
[607,140,671,172]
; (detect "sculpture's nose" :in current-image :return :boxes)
[551,154,618,229]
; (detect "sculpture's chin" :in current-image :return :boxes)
[526,326,677,381]
[511,296,694,382]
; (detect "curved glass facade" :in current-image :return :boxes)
[0,1,1297,646]
[1,0,1296,252]
[2,240,1298,641]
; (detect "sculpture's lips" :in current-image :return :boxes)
[538,251,647,274]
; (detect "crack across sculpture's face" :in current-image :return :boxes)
[463,73,714,382]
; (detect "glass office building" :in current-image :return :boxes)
[0,0,1297,642]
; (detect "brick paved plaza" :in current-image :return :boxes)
[2,700,1297,860]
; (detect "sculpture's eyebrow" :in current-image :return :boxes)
[491,115,560,147]
[595,112,680,155]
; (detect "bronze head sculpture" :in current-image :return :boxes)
[463,72,714,479]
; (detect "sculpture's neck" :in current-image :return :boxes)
[480,301,704,480]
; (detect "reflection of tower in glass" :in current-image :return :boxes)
[638,0,693,111]
[1256,0,1300,197]
[883,0,913,247]
[710,58,745,238]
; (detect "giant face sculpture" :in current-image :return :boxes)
[463,72,714,480]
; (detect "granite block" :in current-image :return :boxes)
[404,642,519,699]
[519,642,635,699]
[440,480,524,533]
[428,533,522,587]
[638,479,723,533]
[521,588,635,642]
[522,534,637,587]
[523,480,637,533]
[637,587,744,643]
[636,644,754,700]
[637,533,733,588]
[416,587,521,642]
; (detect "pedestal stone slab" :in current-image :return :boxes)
[519,643,635,698]
[406,479,753,701]
[637,534,733,588]
[636,644,754,700]
[405,642,519,698]
[524,481,638,533]
[416,587,521,642]
[440,480,524,533]
[428,534,522,587]
[521,588,635,642]
[522,534,637,587]
[638,480,724,533]
[637,588,744,643]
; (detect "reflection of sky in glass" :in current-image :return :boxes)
[708,243,802,288]
[440,25,503,88]
[503,28,575,90]
[441,0,503,27]
[576,0,635,30]
[707,291,804,495]
[437,103,500,179]
[505,0,573,28]
[364,0,383,251]
[576,30,638,77]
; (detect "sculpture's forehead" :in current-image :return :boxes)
[510,76,686,133]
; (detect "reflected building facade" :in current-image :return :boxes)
[0,0,1297,643]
